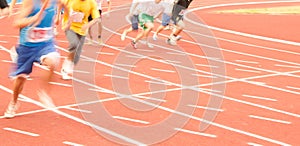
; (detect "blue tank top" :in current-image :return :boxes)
[19,0,57,47]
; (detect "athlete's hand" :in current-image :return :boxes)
[8,6,14,17]
[62,20,71,31]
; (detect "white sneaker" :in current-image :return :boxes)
[61,69,72,80]
[152,34,158,41]
[175,35,182,41]
[38,90,55,108]
[166,36,177,46]
[4,102,20,118]
[131,40,137,49]
[163,25,171,30]
[62,59,74,74]
[121,31,127,41]
[147,42,154,48]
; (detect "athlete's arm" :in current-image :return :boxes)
[129,0,139,16]
[8,0,17,16]
[106,0,111,12]
[13,0,49,28]
[55,0,69,26]
[81,0,100,32]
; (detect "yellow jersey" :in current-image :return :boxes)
[63,0,100,35]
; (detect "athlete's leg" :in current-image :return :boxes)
[97,10,103,43]
[121,15,139,41]
[153,13,171,40]
[134,22,154,41]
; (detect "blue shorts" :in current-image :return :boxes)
[162,13,171,26]
[131,15,139,30]
[10,42,57,77]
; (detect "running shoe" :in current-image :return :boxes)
[121,31,127,41]
[152,33,158,41]
[38,90,55,108]
[131,40,137,49]
[4,102,20,118]
[61,69,72,80]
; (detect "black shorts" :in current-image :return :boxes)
[171,5,186,25]
[0,0,9,9]
[88,9,102,22]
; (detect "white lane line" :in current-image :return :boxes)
[188,104,224,112]
[115,63,137,68]
[3,127,39,137]
[80,58,91,62]
[151,68,175,73]
[63,107,92,113]
[243,94,277,102]
[63,141,84,146]
[192,73,217,78]
[249,115,291,124]
[137,49,155,52]
[286,86,300,91]
[164,59,182,64]
[275,64,300,69]
[174,128,217,138]
[196,63,219,68]
[49,82,72,87]
[145,80,172,86]
[104,74,129,80]
[2,60,13,63]
[126,55,144,58]
[73,70,90,74]
[235,60,259,64]
[166,52,187,56]
[247,142,263,146]
[199,88,221,93]
[235,68,261,74]
[96,52,115,55]
[89,88,166,102]
[113,116,150,124]
[88,88,115,94]
[247,81,266,85]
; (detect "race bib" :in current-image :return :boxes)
[70,11,84,23]
[26,27,53,43]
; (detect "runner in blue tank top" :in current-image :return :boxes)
[4,0,68,118]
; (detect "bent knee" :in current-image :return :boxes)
[177,20,185,29]
[41,52,60,68]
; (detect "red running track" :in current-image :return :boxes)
[0,0,299,145]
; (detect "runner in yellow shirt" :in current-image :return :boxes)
[60,0,100,80]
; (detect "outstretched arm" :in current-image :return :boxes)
[8,0,17,16]
[55,0,69,26]
[129,0,139,16]
[106,0,111,12]
[13,0,49,28]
